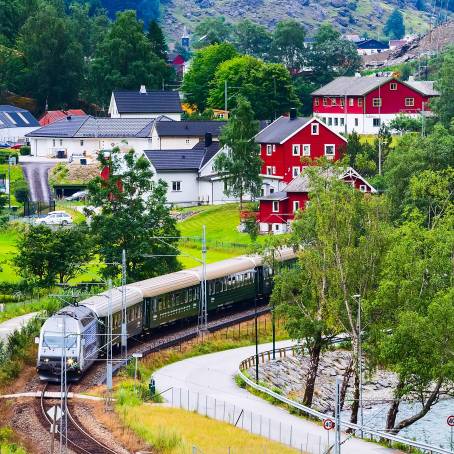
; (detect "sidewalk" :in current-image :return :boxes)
[154,340,400,454]
[0,312,38,343]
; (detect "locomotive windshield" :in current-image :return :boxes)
[43,334,78,348]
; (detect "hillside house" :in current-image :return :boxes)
[311,75,439,135]
[255,111,347,194]
[356,39,389,55]
[0,105,39,143]
[108,86,183,120]
[258,167,376,234]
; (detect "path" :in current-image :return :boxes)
[21,161,54,202]
[0,312,38,343]
[154,340,401,454]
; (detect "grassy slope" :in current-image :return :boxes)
[0,164,26,206]
[0,229,19,282]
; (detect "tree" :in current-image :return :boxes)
[345,131,377,176]
[271,20,307,74]
[147,20,168,60]
[213,97,262,210]
[87,148,180,282]
[181,43,238,112]
[87,11,173,105]
[233,20,272,60]
[433,47,454,126]
[207,56,299,120]
[388,114,422,134]
[192,16,232,49]
[384,8,405,40]
[17,3,84,108]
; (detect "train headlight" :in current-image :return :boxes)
[44,358,49,362]
[67,358,75,366]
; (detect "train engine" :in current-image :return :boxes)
[37,306,99,381]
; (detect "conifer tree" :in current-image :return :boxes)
[147,19,168,60]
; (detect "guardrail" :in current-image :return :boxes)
[239,345,451,454]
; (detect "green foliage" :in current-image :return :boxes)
[192,16,232,48]
[233,20,272,60]
[87,148,180,282]
[214,98,262,210]
[433,47,454,126]
[181,43,238,112]
[271,20,306,73]
[384,8,405,39]
[19,146,31,156]
[147,19,168,60]
[389,114,422,134]
[0,427,27,453]
[13,185,29,204]
[346,131,377,176]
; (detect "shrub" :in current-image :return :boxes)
[0,150,19,163]
[14,185,29,203]
[19,146,31,156]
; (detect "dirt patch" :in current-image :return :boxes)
[66,163,101,182]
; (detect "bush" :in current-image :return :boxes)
[14,185,29,203]
[0,149,19,164]
[19,146,31,156]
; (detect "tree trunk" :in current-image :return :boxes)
[349,370,360,426]
[303,333,322,407]
[340,355,354,410]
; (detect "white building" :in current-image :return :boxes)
[108,86,183,121]
[0,105,40,143]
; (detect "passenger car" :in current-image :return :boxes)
[35,211,73,226]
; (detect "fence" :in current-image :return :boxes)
[23,200,56,217]
[161,386,328,454]
[239,345,452,454]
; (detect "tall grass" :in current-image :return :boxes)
[0,428,27,454]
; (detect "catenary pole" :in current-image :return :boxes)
[121,249,127,357]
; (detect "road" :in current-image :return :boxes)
[21,161,54,202]
[0,312,38,343]
[154,340,401,454]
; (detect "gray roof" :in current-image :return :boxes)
[356,39,389,50]
[155,121,226,137]
[113,90,182,113]
[312,76,439,97]
[144,141,220,171]
[255,116,311,144]
[0,105,39,128]
[258,191,288,201]
[26,116,155,138]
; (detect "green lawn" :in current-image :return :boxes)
[0,228,19,282]
[0,164,26,206]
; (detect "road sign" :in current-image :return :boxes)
[132,352,143,358]
[46,405,63,422]
[323,418,335,431]
[447,415,454,427]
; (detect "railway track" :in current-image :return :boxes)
[39,382,117,454]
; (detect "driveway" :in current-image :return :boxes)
[21,161,55,202]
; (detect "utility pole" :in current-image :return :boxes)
[121,249,127,358]
[105,278,113,411]
[224,80,228,115]
[7,155,12,211]
[254,280,259,383]
[354,294,364,438]
[334,377,341,454]
[198,225,208,332]
[271,250,276,360]
[378,83,382,176]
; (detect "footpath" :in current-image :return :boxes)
[154,340,401,454]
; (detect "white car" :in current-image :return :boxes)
[35,211,73,226]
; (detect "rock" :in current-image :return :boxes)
[330,0,344,7]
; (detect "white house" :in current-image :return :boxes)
[108,86,183,121]
[0,105,40,143]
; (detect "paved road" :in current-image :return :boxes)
[21,161,54,202]
[0,312,38,343]
[154,340,401,454]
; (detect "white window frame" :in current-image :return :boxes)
[314,98,319,106]
[322,97,328,106]
[59,139,63,146]
[358,98,363,107]
[327,117,332,126]
[302,144,311,156]
[292,166,300,177]
[292,144,300,156]
[349,98,354,107]
[311,123,319,135]
[372,98,382,107]
[405,97,415,107]
[334,118,339,126]
[340,118,345,126]
[324,144,335,157]
[354,118,359,127]
[293,201,300,213]
[331,98,337,106]
[266,166,273,175]
[359,184,367,192]
[272,201,279,213]
[172,181,182,192]
[373,118,381,127]
[266,144,272,156]
[390,82,397,91]
[80,140,84,146]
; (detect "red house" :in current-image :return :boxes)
[255,111,347,195]
[311,75,439,135]
[258,167,376,234]
[39,109,86,126]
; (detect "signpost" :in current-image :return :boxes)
[133,352,143,393]
[323,418,335,450]
[448,415,454,450]
[47,405,62,454]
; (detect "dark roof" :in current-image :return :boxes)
[254,116,312,144]
[155,121,226,137]
[27,116,155,138]
[356,39,389,50]
[144,140,221,171]
[113,90,182,114]
[0,105,39,128]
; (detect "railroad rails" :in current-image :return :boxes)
[39,382,117,454]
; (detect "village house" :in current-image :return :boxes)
[0,105,39,143]
[255,110,348,195]
[258,167,376,234]
[311,75,439,135]
[356,39,389,55]
[108,86,183,121]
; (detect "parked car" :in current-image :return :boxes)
[10,144,23,149]
[0,142,10,148]
[65,190,88,202]
[35,211,73,226]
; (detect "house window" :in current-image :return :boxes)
[405,97,415,107]
[172,181,181,192]
[390,82,397,90]
[359,184,367,192]
[272,201,279,213]
[273,166,276,174]
[80,140,84,146]
[340,118,345,126]
[266,144,272,156]
[340,98,344,107]
[53,139,56,147]
[328,117,332,126]
[59,139,63,146]
[334,118,339,126]
[274,224,279,231]
[292,166,300,177]
[302,144,311,156]
[314,98,319,106]
[293,201,300,213]
[349,98,354,107]
[322,97,328,106]
[270,187,275,194]
[373,118,381,127]
[354,118,359,127]
[372,98,382,107]
[292,144,300,156]
[311,123,319,135]
[185,139,190,144]
[331,98,337,106]
[358,98,363,107]
[266,166,272,175]
[324,144,335,157]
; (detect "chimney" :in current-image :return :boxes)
[290,108,297,120]
[205,132,213,147]
[408,75,415,81]
[140,85,147,94]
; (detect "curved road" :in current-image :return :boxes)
[21,161,54,202]
[154,340,401,454]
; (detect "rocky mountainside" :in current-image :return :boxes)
[161,0,437,40]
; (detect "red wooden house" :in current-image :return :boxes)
[39,109,86,126]
[311,75,439,135]
[255,110,348,196]
[258,167,376,234]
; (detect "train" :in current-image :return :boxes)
[36,248,296,381]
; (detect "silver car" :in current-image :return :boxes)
[35,211,73,226]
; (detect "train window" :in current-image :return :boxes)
[215,279,223,293]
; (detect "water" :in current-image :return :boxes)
[343,398,454,450]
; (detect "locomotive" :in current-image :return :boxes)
[36,248,295,381]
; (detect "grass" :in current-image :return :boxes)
[0,164,26,207]
[0,297,61,324]
[0,228,19,283]
[0,428,27,454]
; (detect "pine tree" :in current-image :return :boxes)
[147,19,168,60]
[384,8,405,39]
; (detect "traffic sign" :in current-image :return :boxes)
[447,415,454,427]
[46,405,63,422]
[323,418,335,431]
[132,352,143,358]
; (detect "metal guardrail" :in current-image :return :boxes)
[238,345,452,454]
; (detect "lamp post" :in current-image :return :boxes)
[254,291,259,383]
[353,293,363,438]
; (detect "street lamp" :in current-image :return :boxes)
[353,293,363,438]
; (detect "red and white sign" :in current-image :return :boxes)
[323,418,335,431]
[447,415,454,427]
